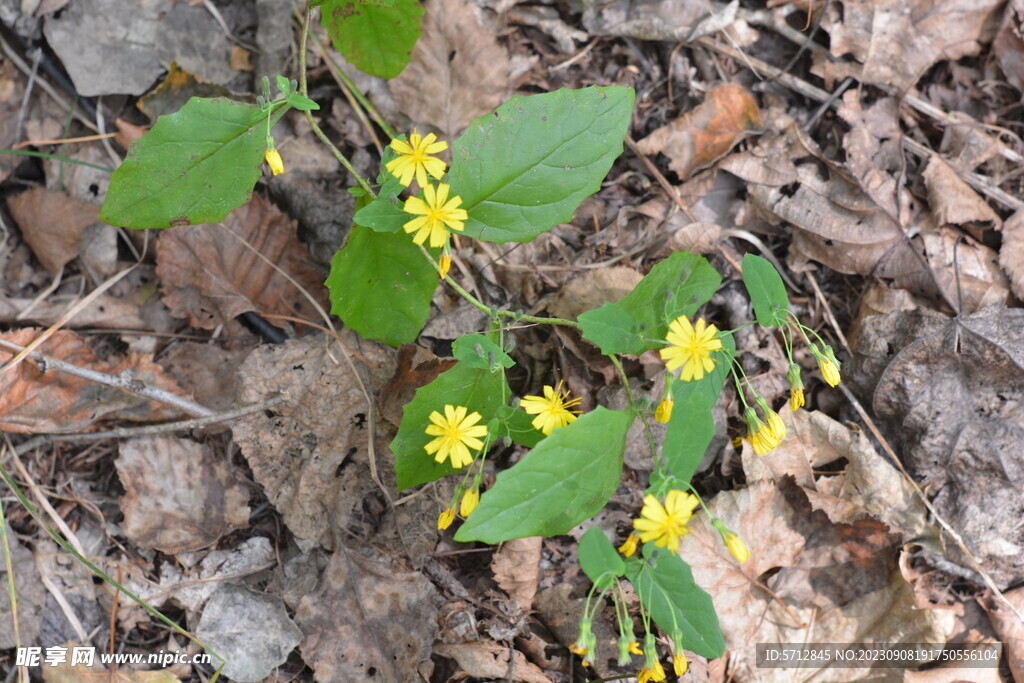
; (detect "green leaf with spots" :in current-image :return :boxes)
[455,407,634,543]
[325,224,437,346]
[315,0,424,79]
[100,97,288,229]
[447,86,634,243]
[392,362,509,490]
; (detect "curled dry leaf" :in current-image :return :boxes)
[921,222,1009,313]
[0,328,187,433]
[115,436,250,553]
[921,156,1001,234]
[231,333,392,548]
[7,187,100,274]
[856,305,1024,587]
[836,92,905,221]
[491,536,543,612]
[155,195,328,330]
[637,82,762,180]
[434,642,552,683]
[390,0,510,140]
[546,266,642,321]
[295,547,439,681]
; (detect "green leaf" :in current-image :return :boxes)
[662,335,734,484]
[448,86,634,243]
[317,0,424,79]
[452,334,514,371]
[578,527,625,588]
[100,98,286,229]
[325,224,437,346]
[353,193,407,233]
[628,547,725,659]
[741,253,790,327]
[392,363,509,490]
[285,92,320,111]
[493,405,544,448]
[579,251,721,356]
[455,407,634,543]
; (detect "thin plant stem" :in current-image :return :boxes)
[0,148,114,172]
[0,494,24,683]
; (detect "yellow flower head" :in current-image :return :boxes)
[638,659,666,683]
[659,316,723,381]
[385,131,448,187]
[723,529,750,563]
[264,147,284,176]
[629,641,644,656]
[743,407,780,456]
[654,396,673,424]
[519,381,582,435]
[437,507,455,530]
[403,183,469,248]
[633,490,700,552]
[810,344,842,387]
[424,404,488,469]
[618,531,639,557]
[460,488,480,517]
[673,653,688,677]
[756,397,786,442]
[438,252,452,279]
[786,363,804,411]
[790,388,805,411]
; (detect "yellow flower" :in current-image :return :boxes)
[633,490,699,551]
[756,397,786,442]
[385,132,448,187]
[629,641,644,656]
[520,381,582,435]
[569,643,587,656]
[659,316,723,381]
[438,252,452,279]
[723,529,750,563]
[437,507,455,530]
[638,659,666,683]
[654,396,673,424]
[819,357,841,387]
[424,404,488,469]
[460,488,480,517]
[403,183,469,248]
[790,388,805,411]
[743,407,780,456]
[618,532,639,557]
[264,147,284,175]
[673,653,688,677]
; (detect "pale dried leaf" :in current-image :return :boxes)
[0,328,187,433]
[116,436,250,552]
[295,547,439,681]
[155,195,327,330]
[0,527,45,649]
[995,0,1024,91]
[196,584,302,682]
[0,294,144,329]
[43,658,180,683]
[232,333,392,548]
[922,223,1009,312]
[1000,210,1024,300]
[7,188,100,274]
[637,82,761,179]
[922,156,1001,231]
[837,92,904,220]
[582,0,711,40]
[434,642,552,683]
[667,220,722,254]
[158,342,245,413]
[491,536,542,611]
[982,587,1024,682]
[390,0,510,140]
[546,266,641,321]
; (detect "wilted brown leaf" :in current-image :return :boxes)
[982,587,1024,681]
[0,328,187,433]
[995,0,1024,91]
[922,156,1001,235]
[155,195,327,330]
[380,344,456,428]
[137,62,235,119]
[921,223,1009,312]
[7,187,100,274]
[837,92,905,220]
[231,333,392,548]
[390,0,510,140]
[434,642,552,683]
[637,82,761,180]
[116,436,250,552]
[546,266,642,321]
[0,293,144,329]
[158,341,245,413]
[491,536,542,612]
[296,547,439,681]
[1000,210,1024,300]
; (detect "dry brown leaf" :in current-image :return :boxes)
[390,0,510,140]
[434,642,552,683]
[155,195,327,330]
[581,0,712,40]
[158,341,245,413]
[922,156,1001,234]
[231,333,392,548]
[995,0,1024,91]
[982,588,1024,681]
[0,61,25,184]
[295,547,439,681]
[379,344,456,428]
[837,92,905,221]
[1000,209,1024,300]
[546,266,642,321]
[7,187,100,274]
[43,657,180,683]
[532,584,618,676]
[0,293,144,329]
[637,82,761,180]
[826,0,1003,92]
[229,45,253,71]
[114,117,148,149]
[922,223,1009,312]
[667,220,722,255]
[0,328,187,433]
[137,62,234,120]
[115,436,250,552]
[0,527,45,649]
[491,536,542,612]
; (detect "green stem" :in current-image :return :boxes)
[0,149,114,172]
[298,7,375,198]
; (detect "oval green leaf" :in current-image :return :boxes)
[579,527,625,589]
[316,0,424,79]
[741,253,790,327]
